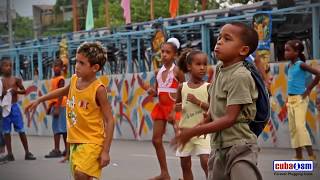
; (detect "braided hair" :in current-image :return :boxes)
[285,40,306,62]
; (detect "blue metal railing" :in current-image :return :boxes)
[0,2,319,80]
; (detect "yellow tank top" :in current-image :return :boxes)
[66,75,105,145]
[179,82,209,128]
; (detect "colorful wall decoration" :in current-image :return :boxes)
[18,61,320,149]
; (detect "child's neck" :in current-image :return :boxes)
[54,72,61,77]
[3,73,12,78]
[221,57,243,68]
[163,62,174,69]
[80,74,97,83]
[291,57,299,64]
[189,76,204,84]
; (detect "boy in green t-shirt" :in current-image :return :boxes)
[172,22,262,180]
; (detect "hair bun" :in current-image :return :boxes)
[167,37,180,49]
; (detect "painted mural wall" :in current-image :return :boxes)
[18,61,320,149]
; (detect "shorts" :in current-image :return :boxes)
[176,135,210,157]
[151,92,181,121]
[151,103,181,121]
[70,143,103,179]
[52,107,67,134]
[208,143,262,180]
[2,103,25,134]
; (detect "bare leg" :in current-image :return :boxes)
[294,147,303,159]
[53,133,60,151]
[149,120,170,180]
[199,154,209,178]
[19,132,30,154]
[62,133,67,151]
[74,170,91,180]
[180,156,193,180]
[4,134,12,155]
[305,145,316,160]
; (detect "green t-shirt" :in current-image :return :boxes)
[209,61,258,149]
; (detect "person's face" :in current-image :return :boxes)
[214,24,249,62]
[284,44,298,61]
[160,43,176,65]
[75,53,99,78]
[1,60,12,76]
[188,54,208,79]
[53,62,63,76]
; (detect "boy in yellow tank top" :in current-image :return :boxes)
[26,42,115,180]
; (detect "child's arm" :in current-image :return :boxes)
[96,86,115,168]
[175,84,183,112]
[25,84,70,113]
[15,78,26,94]
[147,70,158,97]
[300,63,320,98]
[186,94,209,111]
[173,104,241,147]
[176,68,185,83]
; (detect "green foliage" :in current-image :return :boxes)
[13,16,33,41]
[7,0,256,41]
[42,20,73,37]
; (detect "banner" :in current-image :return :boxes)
[121,0,131,24]
[169,0,179,18]
[85,0,94,30]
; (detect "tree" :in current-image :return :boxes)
[13,16,33,41]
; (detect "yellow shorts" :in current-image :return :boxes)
[70,143,103,179]
[176,135,211,157]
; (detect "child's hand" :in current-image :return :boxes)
[10,88,18,95]
[170,128,193,151]
[168,110,175,123]
[25,100,40,115]
[175,102,182,112]
[203,112,211,123]
[53,108,60,118]
[99,151,110,168]
[187,94,200,105]
[302,89,311,99]
[147,87,157,96]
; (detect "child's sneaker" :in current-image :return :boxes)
[45,149,62,158]
[4,154,15,161]
[0,154,8,164]
[25,152,36,160]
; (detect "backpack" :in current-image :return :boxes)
[243,60,270,136]
[215,61,270,137]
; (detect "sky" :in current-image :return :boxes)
[12,0,56,17]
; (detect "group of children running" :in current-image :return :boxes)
[0,21,317,180]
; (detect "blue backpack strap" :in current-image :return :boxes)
[243,60,271,136]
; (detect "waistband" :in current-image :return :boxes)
[158,87,177,93]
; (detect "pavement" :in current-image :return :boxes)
[0,135,319,180]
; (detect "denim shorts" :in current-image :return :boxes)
[52,107,67,134]
[2,103,25,133]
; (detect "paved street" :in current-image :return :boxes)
[0,135,319,180]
